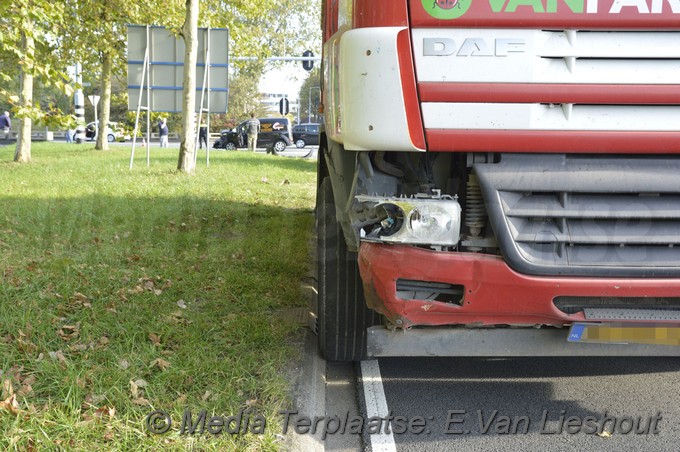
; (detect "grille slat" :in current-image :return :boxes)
[475,154,680,276]
[505,194,680,219]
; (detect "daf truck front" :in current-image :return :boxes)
[316,0,680,361]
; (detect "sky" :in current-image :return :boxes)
[258,62,312,100]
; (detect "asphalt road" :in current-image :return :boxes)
[297,335,680,452]
[356,356,680,452]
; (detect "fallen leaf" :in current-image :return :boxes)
[261,176,269,183]
[69,343,89,352]
[58,324,80,341]
[0,394,20,414]
[93,405,116,419]
[245,399,258,407]
[84,393,106,406]
[48,350,67,364]
[202,391,212,401]
[2,379,14,398]
[148,333,161,345]
[151,358,171,371]
[73,292,89,303]
[132,397,150,406]
[17,384,32,396]
[129,383,138,399]
[280,179,290,185]
[99,336,110,346]
[118,359,129,370]
[154,289,162,296]
[598,431,612,438]
[176,300,187,309]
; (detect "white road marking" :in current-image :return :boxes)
[361,360,397,452]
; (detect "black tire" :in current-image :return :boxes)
[107,134,115,143]
[225,141,236,151]
[317,177,380,362]
[273,140,287,153]
[295,139,306,149]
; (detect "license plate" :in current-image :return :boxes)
[568,322,680,346]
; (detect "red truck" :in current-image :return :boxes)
[316,0,680,361]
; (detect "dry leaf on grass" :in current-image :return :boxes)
[48,350,68,364]
[57,324,80,341]
[132,397,150,406]
[2,379,13,398]
[151,358,171,371]
[129,379,148,399]
[0,394,20,415]
[73,292,89,303]
[148,333,161,345]
[93,406,116,419]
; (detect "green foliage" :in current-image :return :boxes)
[0,0,73,124]
[298,68,322,124]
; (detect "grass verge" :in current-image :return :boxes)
[0,143,317,450]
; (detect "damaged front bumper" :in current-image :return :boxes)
[357,242,680,330]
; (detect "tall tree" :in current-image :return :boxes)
[177,0,199,173]
[298,68,321,124]
[1,0,71,163]
[60,0,152,151]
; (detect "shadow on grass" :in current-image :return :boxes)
[0,191,316,447]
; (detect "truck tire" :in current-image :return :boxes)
[317,177,380,361]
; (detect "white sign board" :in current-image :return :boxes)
[127,25,229,113]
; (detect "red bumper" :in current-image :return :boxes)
[358,242,680,328]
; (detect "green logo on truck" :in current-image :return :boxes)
[423,0,473,19]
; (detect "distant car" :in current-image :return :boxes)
[85,121,127,143]
[214,117,292,153]
[292,123,320,148]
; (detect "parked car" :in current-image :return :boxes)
[292,123,320,148]
[214,117,292,152]
[85,121,127,142]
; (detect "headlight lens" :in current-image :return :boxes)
[409,205,454,242]
[358,196,462,247]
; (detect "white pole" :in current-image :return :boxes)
[129,27,150,170]
[146,25,151,166]
[74,63,86,143]
[206,26,211,167]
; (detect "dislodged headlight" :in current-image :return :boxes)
[357,195,462,247]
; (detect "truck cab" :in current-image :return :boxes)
[315,0,680,361]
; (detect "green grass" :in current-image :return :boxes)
[0,143,317,450]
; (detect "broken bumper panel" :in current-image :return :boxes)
[357,242,680,329]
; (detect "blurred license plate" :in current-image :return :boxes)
[568,323,680,346]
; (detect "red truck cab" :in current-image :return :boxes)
[316,0,680,361]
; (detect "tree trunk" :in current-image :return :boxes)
[14,23,34,163]
[177,0,199,173]
[96,53,113,151]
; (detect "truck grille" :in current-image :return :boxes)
[475,154,680,277]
